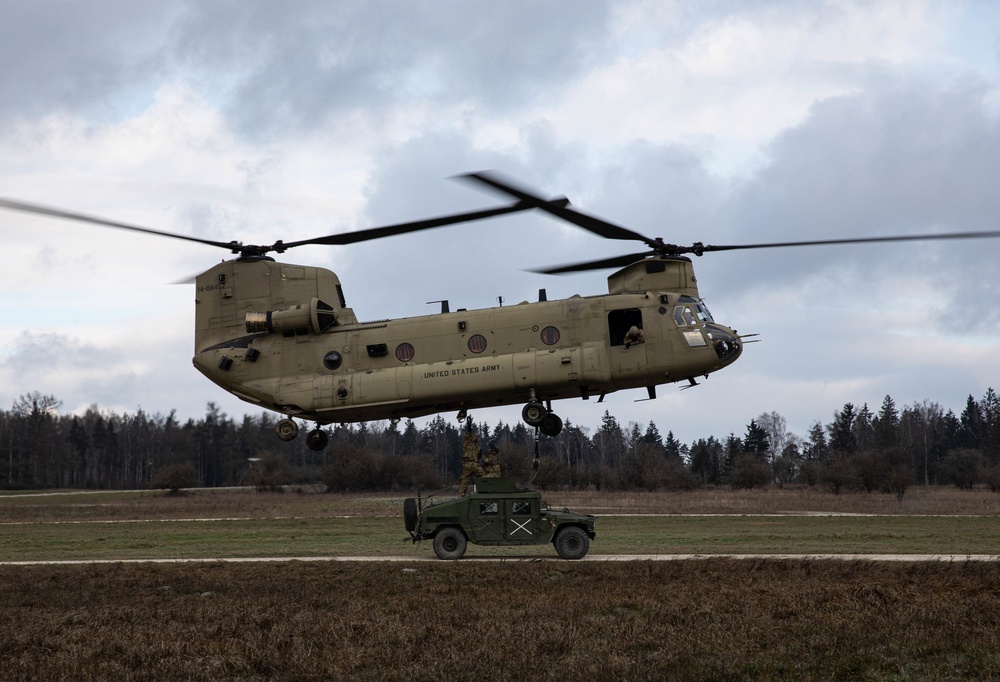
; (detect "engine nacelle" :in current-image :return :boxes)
[246,298,338,335]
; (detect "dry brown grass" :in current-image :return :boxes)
[4,487,1000,678]
[2,560,999,680]
[4,484,1000,525]
[553,484,1000,516]
[0,487,402,523]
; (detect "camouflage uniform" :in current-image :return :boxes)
[482,443,502,478]
[624,325,645,349]
[459,430,485,495]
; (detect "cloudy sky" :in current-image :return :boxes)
[2,0,999,446]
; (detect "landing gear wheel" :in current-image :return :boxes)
[306,428,329,451]
[275,419,299,442]
[540,413,563,437]
[433,526,467,560]
[522,401,547,427]
[554,526,590,560]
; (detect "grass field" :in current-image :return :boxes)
[3,485,1000,678]
[3,485,1000,561]
[3,514,1000,562]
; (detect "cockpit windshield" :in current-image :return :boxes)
[674,296,714,327]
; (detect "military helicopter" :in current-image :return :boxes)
[4,172,1000,451]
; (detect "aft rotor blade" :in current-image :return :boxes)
[693,229,1000,255]
[280,199,552,248]
[0,198,242,252]
[531,250,656,274]
[461,171,659,247]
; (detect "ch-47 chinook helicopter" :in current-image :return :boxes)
[4,172,1000,451]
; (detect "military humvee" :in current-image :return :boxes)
[404,476,597,560]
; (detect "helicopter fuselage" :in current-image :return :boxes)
[191,256,742,425]
[7,169,1000,446]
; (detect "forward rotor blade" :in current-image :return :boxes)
[530,250,656,274]
[0,198,242,252]
[460,171,659,247]
[535,229,1000,273]
[692,230,1000,255]
[280,199,552,249]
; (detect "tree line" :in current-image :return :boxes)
[3,388,1000,495]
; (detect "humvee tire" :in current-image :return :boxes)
[554,526,589,560]
[433,526,467,560]
[403,498,418,533]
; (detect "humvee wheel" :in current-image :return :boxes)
[554,526,589,560]
[433,526,467,560]
[403,498,418,533]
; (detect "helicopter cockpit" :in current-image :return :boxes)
[673,295,739,360]
[673,295,714,327]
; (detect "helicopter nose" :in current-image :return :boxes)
[704,323,741,362]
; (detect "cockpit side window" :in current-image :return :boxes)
[674,305,697,327]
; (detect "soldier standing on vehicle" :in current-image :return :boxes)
[482,442,502,477]
[459,429,485,495]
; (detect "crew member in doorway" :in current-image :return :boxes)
[624,325,645,349]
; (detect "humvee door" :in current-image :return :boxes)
[471,499,504,542]
[504,499,541,543]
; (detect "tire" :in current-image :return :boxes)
[275,419,299,442]
[554,526,589,560]
[433,526,468,560]
[540,413,563,437]
[306,429,328,451]
[403,498,418,533]
[522,401,546,427]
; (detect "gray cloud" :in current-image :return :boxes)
[697,71,1000,329]
[0,1,175,122]
[168,1,614,137]
[2,331,117,373]
[1,1,613,136]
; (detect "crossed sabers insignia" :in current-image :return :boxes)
[510,518,533,536]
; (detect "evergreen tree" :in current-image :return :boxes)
[854,403,874,454]
[959,395,983,450]
[399,420,420,457]
[981,388,1000,465]
[593,411,625,471]
[663,430,683,461]
[874,395,900,450]
[689,436,723,485]
[642,421,663,449]
[828,403,857,454]
[722,433,743,478]
[803,422,829,462]
[742,419,770,462]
